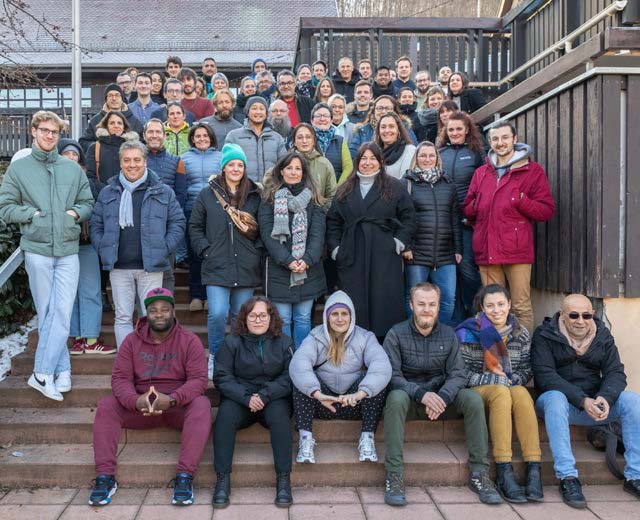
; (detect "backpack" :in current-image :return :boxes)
[587,420,625,480]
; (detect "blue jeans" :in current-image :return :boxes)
[405,263,456,325]
[185,208,205,300]
[536,390,640,480]
[69,245,102,339]
[24,252,79,375]
[453,227,482,323]
[274,300,314,350]
[206,285,254,356]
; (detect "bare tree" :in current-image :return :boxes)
[336,0,502,18]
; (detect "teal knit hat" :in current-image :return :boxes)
[220,143,247,171]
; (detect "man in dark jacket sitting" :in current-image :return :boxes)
[532,294,640,508]
[382,282,500,507]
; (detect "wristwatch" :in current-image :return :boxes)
[169,397,177,407]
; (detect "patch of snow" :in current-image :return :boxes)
[0,317,37,381]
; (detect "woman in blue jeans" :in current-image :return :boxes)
[189,144,262,379]
[401,142,462,325]
[258,151,327,349]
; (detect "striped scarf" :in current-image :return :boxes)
[271,186,312,286]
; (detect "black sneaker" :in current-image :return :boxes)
[468,471,503,505]
[169,472,194,506]
[560,477,587,509]
[384,471,406,507]
[623,479,640,499]
[88,474,117,506]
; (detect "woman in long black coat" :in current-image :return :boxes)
[258,151,327,349]
[326,142,416,339]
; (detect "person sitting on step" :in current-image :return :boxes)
[456,284,543,503]
[532,293,640,509]
[382,282,501,507]
[212,296,294,509]
[89,288,210,507]
[290,290,391,465]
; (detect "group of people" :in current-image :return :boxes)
[0,53,639,511]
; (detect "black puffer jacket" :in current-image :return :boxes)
[213,332,293,406]
[331,70,362,103]
[85,129,140,193]
[233,93,249,123]
[532,314,627,409]
[403,171,462,268]
[383,319,466,405]
[189,180,262,288]
[439,143,486,208]
[258,193,327,303]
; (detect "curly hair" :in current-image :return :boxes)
[438,111,484,153]
[233,296,284,337]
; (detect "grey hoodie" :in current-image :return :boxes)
[489,142,532,179]
[290,290,392,396]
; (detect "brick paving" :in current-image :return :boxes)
[0,485,637,519]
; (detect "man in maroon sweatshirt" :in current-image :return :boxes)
[90,288,210,507]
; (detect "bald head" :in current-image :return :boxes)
[561,294,593,313]
[560,294,595,340]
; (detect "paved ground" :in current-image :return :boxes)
[0,484,637,519]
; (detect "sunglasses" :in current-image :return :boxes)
[566,312,594,320]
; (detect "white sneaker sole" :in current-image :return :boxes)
[359,454,378,462]
[89,481,118,506]
[28,376,63,401]
[296,456,315,464]
[56,384,72,393]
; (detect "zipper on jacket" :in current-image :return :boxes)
[430,183,438,270]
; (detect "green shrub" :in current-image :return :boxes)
[0,218,34,335]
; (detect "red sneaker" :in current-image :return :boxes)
[84,341,117,355]
[70,338,85,355]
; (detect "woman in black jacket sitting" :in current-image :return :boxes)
[212,296,294,509]
[447,72,487,115]
[402,142,462,325]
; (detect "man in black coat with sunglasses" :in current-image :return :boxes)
[532,293,640,509]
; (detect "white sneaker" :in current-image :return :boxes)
[296,435,316,464]
[358,434,378,462]
[28,372,63,401]
[208,356,214,381]
[55,370,72,393]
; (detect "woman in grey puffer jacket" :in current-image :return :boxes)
[290,290,391,465]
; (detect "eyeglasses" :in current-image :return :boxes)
[374,106,393,113]
[278,81,295,87]
[247,313,270,322]
[166,89,182,94]
[117,80,132,86]
[417,153,436,160]
[36,128,60,137]
[313,113,331,119]
[567,312,594,320]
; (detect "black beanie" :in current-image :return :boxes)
[104,83,124,101]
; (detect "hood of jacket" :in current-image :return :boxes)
[417,108,438,127]
[96,127,140,143]
[101,102,129,113]
[316,290,356,346]
[488,142,532,171]
[164,121,190,134]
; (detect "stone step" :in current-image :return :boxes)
[0,406,588,446]
[0,441,620,488]
[0,375,219,408]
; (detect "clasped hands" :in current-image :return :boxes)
[288,259,308,274]
[314,390,368,412]
[421,391,447,420]
[135,386,172,416]
[583,396,610,422]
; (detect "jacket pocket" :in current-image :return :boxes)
[63,213,81,242]
[22,212,50,244]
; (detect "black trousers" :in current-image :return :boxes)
[293,378,387,434]
[213,397,293,475]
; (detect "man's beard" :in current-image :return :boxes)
[414,314,436,331]
[216,108,232,121]
[417,86,429,95]
[149,317,175,333]
[269,116,291,138]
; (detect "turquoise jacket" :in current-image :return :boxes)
[0,145,94,257]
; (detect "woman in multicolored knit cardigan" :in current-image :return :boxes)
[455,284,543,504]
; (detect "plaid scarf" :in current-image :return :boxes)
[271,185,312,286]
[456,313,513,379]
[314,126,335,155]
[413,165,441,184]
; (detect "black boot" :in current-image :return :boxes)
[525,462,544,502]
[275,473,292,508]
[496,462,527,503]
[212,472,230,508]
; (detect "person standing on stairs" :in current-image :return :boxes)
[189,144,262,380]
[456,284,543,504]
[90,288,210,507]
[290,290,391,465]
[212,296,294,509]
[0,111,94,401]
[90,140,185,348]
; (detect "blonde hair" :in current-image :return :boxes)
[31,111,65,132]
[327,329,347,366]
[410,141,442,171]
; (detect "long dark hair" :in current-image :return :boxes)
[473,283,512,314]
[262,151,323,205]
[187,122,218,149]
[336,142,395,201]
[292,123,321,154]
[97,111,132,134]
[216,162,253,209]
[448,71,469,97]
[314,77,335,102]
[374,113,412,148]
[439,111,484,153]
[233,296,284,337]
[436,100,459,136]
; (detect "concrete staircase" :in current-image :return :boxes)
[0,271,622,488]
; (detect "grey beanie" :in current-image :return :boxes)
[244,95,268,115]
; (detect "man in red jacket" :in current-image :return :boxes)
[462,123,555,333]
[90,288,210,507]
